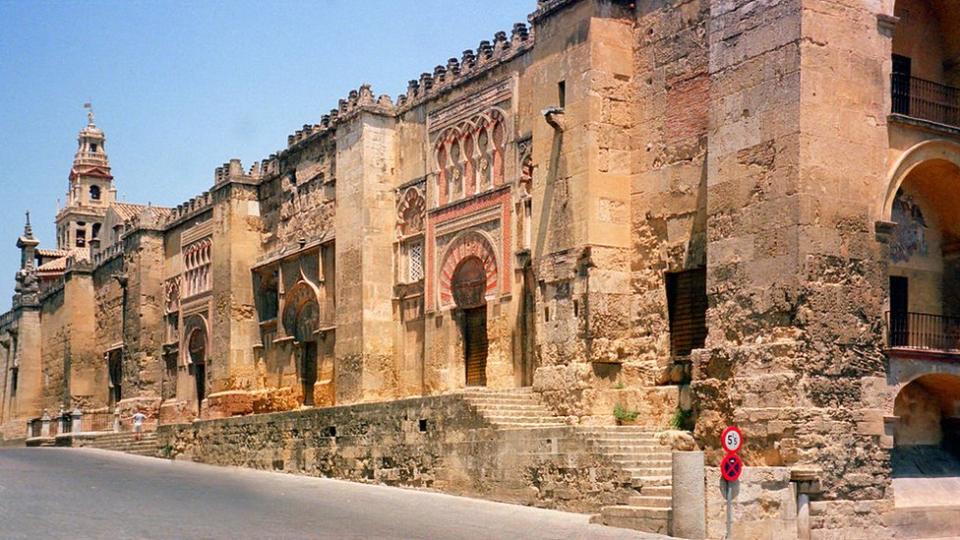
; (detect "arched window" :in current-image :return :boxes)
[434,109,506,206]
[89,185,101,201]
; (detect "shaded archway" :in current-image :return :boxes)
[453,257,488,387]
[883,144,960,353]
[282,280,324,407]
[891,373,960,506]
[187,326,207,414]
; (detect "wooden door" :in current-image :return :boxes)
[464,307,488,387]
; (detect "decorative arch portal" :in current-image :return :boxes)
[438,231,498,309]
[282,280,322,343]
[881,139,960,222]
[281,279,322,406]
[182,315,209,413]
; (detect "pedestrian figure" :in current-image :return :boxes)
[130,409,147,441]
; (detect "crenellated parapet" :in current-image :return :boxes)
[92,241,124,268]
[395,23,533,111]
[282,83,396,152]
[214,158,262,186]
[161,191,214,228]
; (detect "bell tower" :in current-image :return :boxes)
[55,103,117,250]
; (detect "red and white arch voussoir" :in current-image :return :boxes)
[438,231,498,308]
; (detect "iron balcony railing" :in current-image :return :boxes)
[892,73,960,128]
[887,311,960,353]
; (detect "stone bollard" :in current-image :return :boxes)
[72,408,83,434]
[41,410,50,437]
[113,407,121,432]
[671,450,706,539]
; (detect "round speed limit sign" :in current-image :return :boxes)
[721,426,743,453]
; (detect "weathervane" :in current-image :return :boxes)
[83,102,95,125]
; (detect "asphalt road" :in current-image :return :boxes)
[0,448,667,540]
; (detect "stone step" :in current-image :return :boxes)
[463,387,534,393]
[466,397,542,406]
[478,406,553,414]
[472,404,550,412]
[598,505,670,535]
[580,426,659,432]
[623,467,672,477]
[631,475,672,487]
[484,413,561,421]
[603,451,672,459]
[638,485,672,497]
[482,412,559,420]
[581,431,660,439]
[489,421,568,427]
[609,455,672,464]
[628,495,672,509]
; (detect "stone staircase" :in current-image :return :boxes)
[461,387,569,428]
[74,431,161,458]
[581,426,673,535]
[461,388,674,535]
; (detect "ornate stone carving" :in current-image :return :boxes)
[438,231,498,308]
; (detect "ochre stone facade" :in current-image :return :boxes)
[2,0,960,537]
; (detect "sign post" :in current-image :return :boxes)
[720,426,744,539]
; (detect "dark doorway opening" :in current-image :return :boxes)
[188,328,207,414]
[302,342,318,406]
[890,276,910,347]
[520,265,537,387]
[464,307,488,387]
[452,256,489,387]
[108,349,122,406]
[666,268,708,357]
[891,54,912,116]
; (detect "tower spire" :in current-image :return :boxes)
[23,211,33,239]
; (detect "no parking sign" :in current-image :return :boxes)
[721,452,743,482]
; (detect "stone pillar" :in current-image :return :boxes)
[119,228,165,418]
[40,410,50,437]
[672,451,706,539]
[207,181,261,417]
[333,110,399,404]
[64,262,101,410]
[113,407,120,432]
[797,493,810,540]
[71,408,82,434]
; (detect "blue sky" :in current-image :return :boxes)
[0,0,534,310]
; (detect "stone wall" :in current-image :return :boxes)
[704,467,798,540]
[157,395,637,514]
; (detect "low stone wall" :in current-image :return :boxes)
[705,467,798,540]
[156,394,636,514]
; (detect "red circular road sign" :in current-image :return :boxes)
[721,452,744,482]
[721,426,744,453]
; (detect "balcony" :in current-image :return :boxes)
[892,74,960,129]
[887,311,960,358]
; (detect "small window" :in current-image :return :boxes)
[76,228,86,248]
[408,242,424,282]
[92,223,101,239]
[10,366,18,396]
[558,81,566,108]
[90,143,98,153]
[90,185,101,201]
